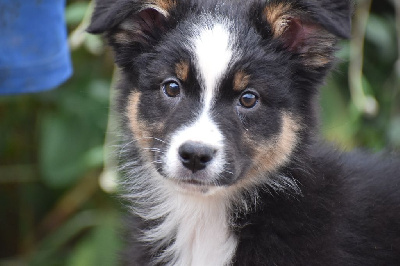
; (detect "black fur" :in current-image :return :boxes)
[233,147,400,265]
[88,0,400,265]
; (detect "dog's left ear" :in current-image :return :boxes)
[87,0,174,46]
[258,0,352,68]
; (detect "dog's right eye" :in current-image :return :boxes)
[162,81,181,97]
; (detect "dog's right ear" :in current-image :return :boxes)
[253,0,352,69]
[87,0,175,47]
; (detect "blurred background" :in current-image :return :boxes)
[0,0,399,265]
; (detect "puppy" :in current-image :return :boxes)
[88,0,400,265]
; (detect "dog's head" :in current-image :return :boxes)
[89,0,351,195]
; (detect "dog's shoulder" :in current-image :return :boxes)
[233,145,400,265]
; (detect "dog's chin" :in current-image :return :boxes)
[167,178,225,196]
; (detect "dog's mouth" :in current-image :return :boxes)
[173,178,213,188]
[169,178,222,195]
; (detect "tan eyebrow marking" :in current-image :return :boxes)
[175,60,190,82]
[233,71,250,92]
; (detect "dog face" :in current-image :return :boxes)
[89,0,351,195]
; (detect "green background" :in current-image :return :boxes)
[0,0,399,265]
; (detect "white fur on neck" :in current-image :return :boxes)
[121,160,238,266]
[161,191,237,266]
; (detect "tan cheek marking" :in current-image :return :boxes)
[175,60,190,82]
[233,71,250,92]
[243,113,301,182]
[127,91,151,150]
[127,92,165,159]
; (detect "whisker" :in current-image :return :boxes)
[140,136,168,144]
[223,170,234,175]
[143,148,164,154]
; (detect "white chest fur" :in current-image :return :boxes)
[143,191,238,266]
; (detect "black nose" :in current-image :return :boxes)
[178,141,216,173]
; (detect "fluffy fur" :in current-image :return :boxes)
[88,0,400,265]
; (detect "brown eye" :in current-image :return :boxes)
[163,81,180,97]
[239,92,258,108]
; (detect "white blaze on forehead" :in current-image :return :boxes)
[162,19,236,185]
[192,22,234,110]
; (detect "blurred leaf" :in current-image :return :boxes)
[83,146,105,169]
[39,90,107,188]
[87,80,111,104]
[39,115,105,188]
[66,211,121,266]
[30,211,98,266]
[321,77,357,148]
[66,239,94,266]
[84,35,105,56]
[65,2,90,26]
[361,74,374,95]
[336,41,350,61]
[39,112,87,187]
[365,14,397,61]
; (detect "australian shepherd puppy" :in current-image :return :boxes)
[88,0,400,265]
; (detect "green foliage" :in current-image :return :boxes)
[38,80,109,188]
[0,0,398,265]
[321,1,400,150]
[65,2,90,26]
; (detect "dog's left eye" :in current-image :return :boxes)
[162,80,181,97]
[239,91,259,108]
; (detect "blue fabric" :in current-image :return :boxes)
[0,0,72,94]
